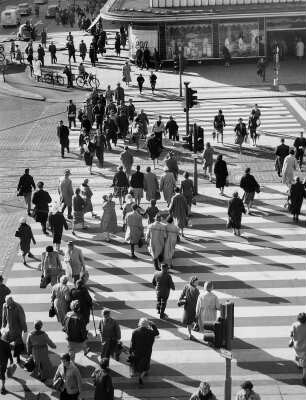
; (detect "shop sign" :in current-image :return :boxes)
[128,27,158,59]
[266,16,306,31]
[219,22,259,58]
[166,24,213,59]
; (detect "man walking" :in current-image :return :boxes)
[294,131,306,170]
[48,41,57,64]
[57,120,70,158]
[0,275,11,329]
[17,168,36,215]
[165,115,179,143]
[58,169,73,219]
[120,146,133,178]
[275,138,289,177]
[137,73,145,94]
[37,44,45,67]
[125,204,144,259]
[214,109,226,144]
[0,331,13,394]
[152,264,175,319]
[32,181,52,234]
[67,100,76,129]
[99,308,121,360]
[130,165,144,206]
[146,214,167,271]
[114,82,125,105]
[64,241,85,283]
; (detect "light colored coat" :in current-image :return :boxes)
[120,149,134,175]
[144,172,159,201]
[281,154,298,186]
[146,221,167,259]
[168,193,188,228]
[160,172,176,205]
[163,222,179,265]
[59,176,74,207]
[196,291,220,332]
[125,210,143,244]
[64,247,85,277]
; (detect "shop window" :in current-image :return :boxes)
[208,0,216,4]
[159,0,166,6]
[231,0,237,4]
[202,0,209,5]
[181,0,187,6]
[187,0,195,5]
[195,0,202,5]
[173,0,181,5]
[237,0,244,4]
[151,0,159,6]
[223,0,230,4]
[245,0,251,4]
[216,0,223,4]
[166,0,173,6]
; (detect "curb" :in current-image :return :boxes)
[0,74,45,101]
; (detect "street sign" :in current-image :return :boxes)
[220,348,232,359]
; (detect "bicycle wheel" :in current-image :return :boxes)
[43,73,53,84]
[76,76,85,88]
[89,77,100,88]
[56,75,65,86]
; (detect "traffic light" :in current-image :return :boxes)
[193,124,204,153]
[182,124,193,150]
[173,56,179,71]
[187,87,198,109]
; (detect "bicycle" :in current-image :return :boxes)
[43,70,65,86]
[76,73,100,89]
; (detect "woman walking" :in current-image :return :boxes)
[81,179,95,217]
[84,138,96,175]
[72,188,86,235]
[282,149,299,188]
[239,167,260,214]
[122,61,131,86]
[168,187,189,236]
[27,320,56,382]
[180,171,195,216]
[15,217,36,265]
[228,192,246,236]
[112,166,129,209]
[51,275,70,326]
[125,203,144,259]
[160,168,176,206]
[288,176,306,221]
[40,245,63,286]
[163,216,179,267]
[92,357,114,400]
[100,194,118,242]
[196,281,220,336]
[290,312,306,383]
[144,166,159,202]
[214,154,228,196]
[202,142,214,181]
[130,318,159,385]
[50,208,68,253]
[147,133,162,169]
[32,181,52,234]
[248,109,260,146]
[178,276,200,340]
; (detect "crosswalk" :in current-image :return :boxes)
[5,166,306,398]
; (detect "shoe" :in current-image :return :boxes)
[28,253,34,258]
[1,388,7,395]
[131,254,137,259]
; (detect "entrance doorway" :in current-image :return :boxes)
[267,30,306,59]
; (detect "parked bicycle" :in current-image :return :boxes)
[76,73,100,88]
[43,70,65,86]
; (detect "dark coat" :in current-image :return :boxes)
[152,270,175,298]
[289,182,306,215]
[240,173,260,193]
[130,171,144,189]
[50,212,68,244]
[70,286,92,325]
[214,114,225,132]
[114,86,125,103]
[32,189,52,222]
[228,197,246,229]
[214,159,228,188]
[130,324,159,373]
[147,136,162,160]
[64,311,87,342]
[15,223,34,254]
[93,370,114,400]
[275,143,289,160]
[17,174,35,194]
[0,338,13,366]
[179,284,200,325]
[57,125,70,146]
[113,171,129,188]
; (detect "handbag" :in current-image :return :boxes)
[24,356,35,372]
[177,297,186,307]
[40,274,51,289]
[192,322,200,332]
[226,219,233,229]
[17,189,23,197]
[49,303,56,318]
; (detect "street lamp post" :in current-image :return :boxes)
[273,45,280,88]
[179,47,183,97]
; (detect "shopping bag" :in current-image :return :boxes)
[24,356,35,372]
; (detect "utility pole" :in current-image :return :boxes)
[179,47,183,97]
[184,81,190,137]
[273,45,280,88]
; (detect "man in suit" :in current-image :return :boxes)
[234,118,247,154]
[275,138,289,177]
[294,131,306,170]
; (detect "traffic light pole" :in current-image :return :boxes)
[184,82,190,137]
[179,51,183,97]
[221,302,234,400]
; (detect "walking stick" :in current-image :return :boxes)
[91,307,98,337]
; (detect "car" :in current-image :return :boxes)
[17,3,32,16]
[33,0,48,4]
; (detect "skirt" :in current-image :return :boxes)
[243,191,255,205]
[73,210,84,224]
[133,188,143,199]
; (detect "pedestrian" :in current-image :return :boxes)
[51,275,70,326]
[2,296,27,364]
[40,245,63,287]
[100,194,118,242]
[294,131,306,170]
[256,57,266,81]
[122,61,131,86]
[275,138,289,177]
[15,217,36,265]
[53,353,83,399]
[50,208,68,252]
[67,100,76,129]
[149,71,157,94]
[32,181,52,234]
[130,165,145,206]
[153,48,161,70]
[223,44,231,67]
[0,330,13,395]
[296,38,304,61]
[160,167,176,206]
[165,115,179,143]
[214,154,228,196]
[120,146,133,178]
[37,44,45,67]
[27,320,56,382]
[10,40,15,60]
[146,214,167,270]
[163,215,179,267]
[127,98,136,125]
[135,109,149,137]
[144,199,159,224]
[0,275,11,329]
[103,115,117,150]
[70,280,92,326]
[190,381,217,400]
[125,203,144,258]
[288,177,306,221]
[79,39,87,61]
[144,166,159,202]
[169,187,189,235]
[83,137,96,175]
[130,318,159,385]
[113,166,129,209]
[290,312,306,383]
[234,118,247,153]
[147,133,162,169]
[99,308,121,360]
[135,48,143,68]
[48,41,57,64]
[235,381,261,400]
[67,40,76,63]
[202,142,214,182]
[89,42,96,66]
[282,149,299,187]
[116,110,129,139]
[227,191,246,236]
[81,179,94,217]
[114,82,125,105]
[214,109,226,144]
[165,151,179,180]
[59,169,73,219]
[92,357,114,400]
[95,131,106,167]
[72,188,86,235]
[93,101,105,132]
[239,167,260,214]
[248,109,260,146]
[152,115,165,148]
[105,85,114,106]
[63,65,73,88]
[142,45,151,69]
[122,193,136,229]
[180,172,195,216]
[63,300,89,361]
[33,57,42,81]
[152,264,175,319]
[137,73,145,94]
[178,276,200,340]
[41,28,47,48]
[57,120,70,158]
[115,32,121,56]
[196,281,220,336]
[64,241,85,283]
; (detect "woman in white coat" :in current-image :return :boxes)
[282,149,299,187]
[196,281,220,335]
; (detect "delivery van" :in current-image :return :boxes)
[1,9,21,28]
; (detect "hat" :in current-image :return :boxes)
[241,381,253,390]
[64,169,71,175]
[199,382,211,395]
[102,308,111,316]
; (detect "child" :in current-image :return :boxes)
[144,199,159,224]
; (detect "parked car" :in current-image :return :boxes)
[45,4,58,19]
[33,0,48,4]
[17,3,32,16]
[1,9,21,28]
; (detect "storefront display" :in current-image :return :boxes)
[219,22,259,57]
[165,24,213,59]
[128,26,158,59]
